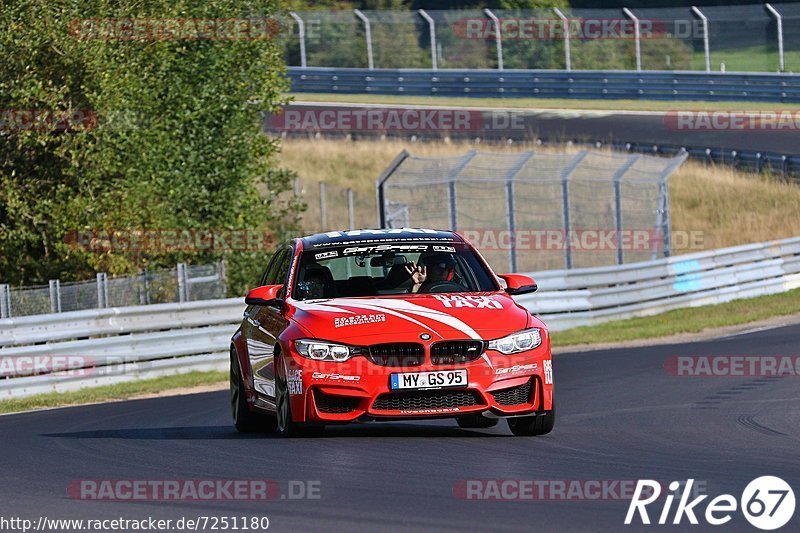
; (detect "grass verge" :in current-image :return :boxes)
[289,93,800,112]
[0,370,226,415]
[552,287,800,347]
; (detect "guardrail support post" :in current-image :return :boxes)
[0,284,10,318]
[691,6,711,72]
[319,181,327,230]
[766,4,785,72]
[484,9,504,70]
[289,12,307,68]
[418,10,438,70]
[49,279,62,313]
[354,9,374,70]
[554,8,571,71]
[623,8,641,72]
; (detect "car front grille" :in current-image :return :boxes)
[491,379,534,406]
[313,390,361,414]
[430,340,486,364]
[368,343,424,367]
[372,389,482,412]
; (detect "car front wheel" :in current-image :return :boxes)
[507,407,555,437]
[275,374,324,438]
[230,349,277,433]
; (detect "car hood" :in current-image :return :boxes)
[288,293,530,343]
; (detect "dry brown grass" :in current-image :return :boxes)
[277,138,800,250]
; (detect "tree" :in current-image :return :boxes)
[0,0,302,295]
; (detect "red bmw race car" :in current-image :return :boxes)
[230,228,554,437]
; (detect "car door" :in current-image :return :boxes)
[247,244,293,402]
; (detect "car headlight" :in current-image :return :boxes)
[294,339,364,362]
[488,328,542,355]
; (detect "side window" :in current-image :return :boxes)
[261,248,287,286]
[259,251,280,287]
[273,247,293,298]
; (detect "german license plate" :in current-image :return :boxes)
[390,369,467,390]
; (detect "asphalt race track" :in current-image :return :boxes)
[1,324,798,532]
[274,102,800,156]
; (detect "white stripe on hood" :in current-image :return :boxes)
[293,297,481,340]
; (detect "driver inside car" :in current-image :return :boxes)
[404,253,459,293]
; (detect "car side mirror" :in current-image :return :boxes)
[498,274,537,295]
[245,284,284,306]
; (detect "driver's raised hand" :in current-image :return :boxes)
[404,262,427,293]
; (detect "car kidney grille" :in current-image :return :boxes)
[372,389,482,411]
[368,343,424,367]
[491,379,533,406]
[314,390,361,414]
[431,340,486,364]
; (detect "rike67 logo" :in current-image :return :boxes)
[625,477,795,530]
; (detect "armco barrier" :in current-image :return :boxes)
[1,236,799,398]
[288,67,800,102]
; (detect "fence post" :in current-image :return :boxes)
[49,279,62,313]
[354,9,374,70]
[766,4,785,72]
[376,150,411,228]
[0,284,9,318]
[691,6,711,72]
[141,268,150,305]
[176,263,188,303]
[319,181,327,230]
[347,188,355,229]
[446,151,478,232]
[503,151,535,272]
[289,12,307,68]
[554,8,571,71]
[484,9,504,70]
[622,8,641,72]
[219,260,228,297]
[612,155,641,265]
[418,10,438,70]
[96,272,108,308]
[559,151,589,269]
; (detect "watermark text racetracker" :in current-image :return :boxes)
[68,479,321,501]
[460,229,704,253]
[454,479,707,501]
[68,18,280,41]
[268,107,527,134]
[665,355,800,377]
[665,110,800,131]
[64,228,275,253]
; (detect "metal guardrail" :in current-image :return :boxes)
[288,67,800,102]
[1,236,798,398]
[523,236,800,331]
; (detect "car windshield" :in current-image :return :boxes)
[293,242,498,300]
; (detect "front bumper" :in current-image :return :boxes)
[285,344,554,424]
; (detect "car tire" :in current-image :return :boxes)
[230,348,277,433]
[456,414,499,429]
[275,374,324,438]
[507,406,555,437]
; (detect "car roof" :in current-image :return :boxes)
[299,228,464,250]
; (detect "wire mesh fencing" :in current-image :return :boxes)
[377,149,687,273]
[285,4,796,73]
[0,262,227,319]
